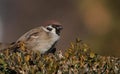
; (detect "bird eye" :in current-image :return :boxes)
[46,27,52,31]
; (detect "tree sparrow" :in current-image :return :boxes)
[17,24,63,54]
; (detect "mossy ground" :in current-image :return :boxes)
[0,38,120,74]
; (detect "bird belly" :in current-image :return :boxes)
[37,42,52,54]
[29,33,60,54]
[32,38,59,54]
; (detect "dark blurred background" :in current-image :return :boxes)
[0,0,120,56]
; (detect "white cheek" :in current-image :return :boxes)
[51,28,56,34]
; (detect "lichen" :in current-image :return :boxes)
[0,38,119,74]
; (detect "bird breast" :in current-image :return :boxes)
[27,31,60,54]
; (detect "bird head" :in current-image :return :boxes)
[45,24,63,35]
[43,20,63,35]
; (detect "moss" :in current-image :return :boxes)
[0,38,119,74]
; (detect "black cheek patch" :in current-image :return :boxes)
[46,27,52,31]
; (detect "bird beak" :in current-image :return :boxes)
[57,25,63,31]
[54,25,63,35]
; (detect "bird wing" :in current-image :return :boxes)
[17,27,45,42]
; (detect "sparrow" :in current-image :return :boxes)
[17,23,63,54]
